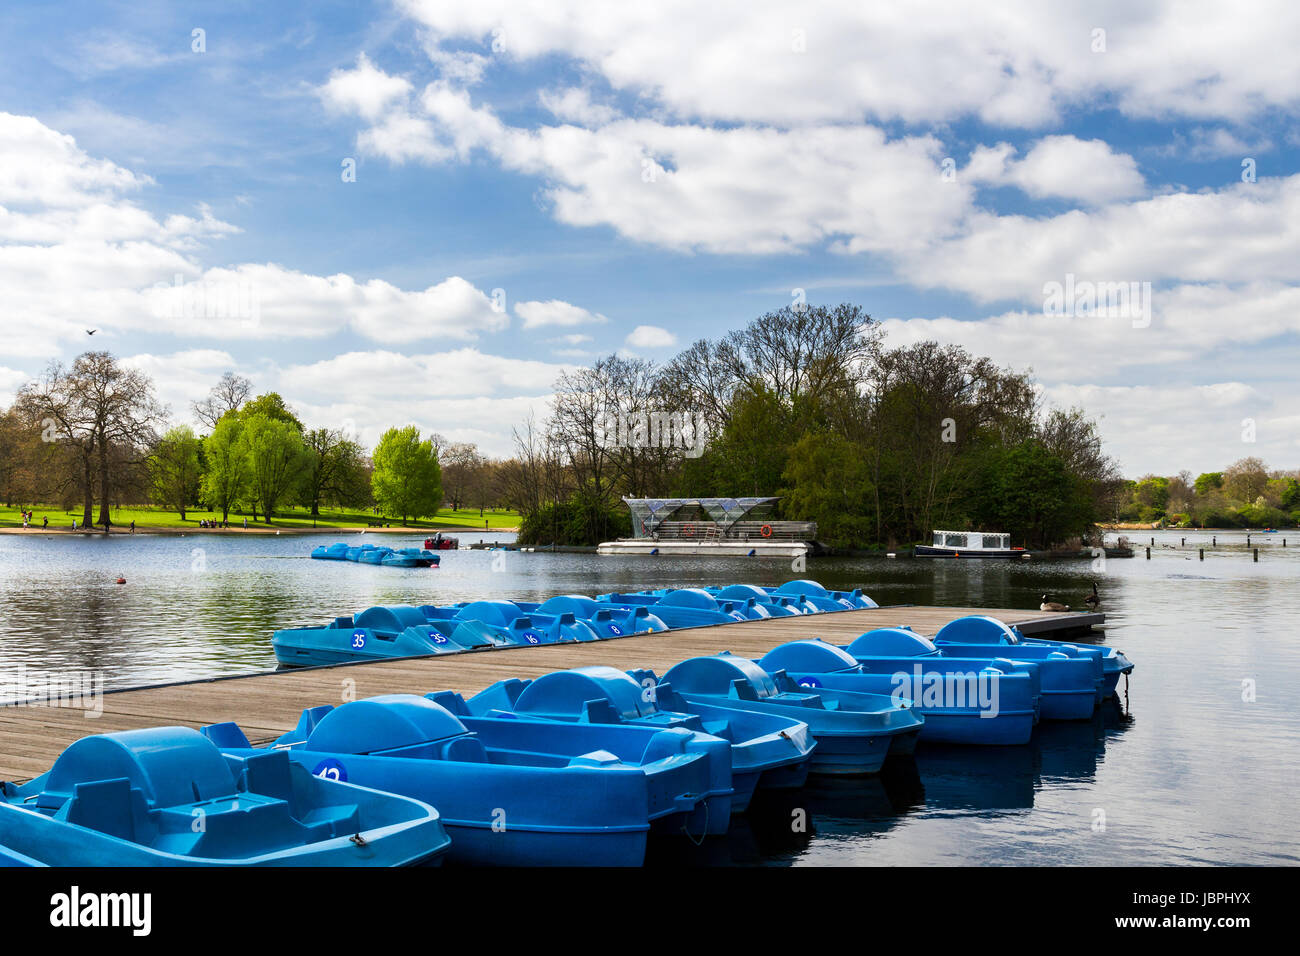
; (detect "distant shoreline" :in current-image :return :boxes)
[0,525,518,536]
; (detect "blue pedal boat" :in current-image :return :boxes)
[0,727,449,866]
[933,615,1133,699]
[466,666,815,813]
[626,587,775,621]
[419,600,601,645]
[762,579,879,611]
[595,589,753,628]
[846,626,1097,721]
[382,548,440,568]
[705,585,806,616]
[273,605,504,667]
[756,639,1038,745]
[204,694,717,866]
[510,595,669,637]
[310,542,351,560]
[649,654,924,774]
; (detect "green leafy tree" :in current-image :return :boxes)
[302,427,370,516]
[148,425,203,519]
[1194,472,1224,496]
[371,426,442,524]
[240,393,304,432]
[202,414,249,522]
[782,430,874,547]
[971,441,1092,548]
[238,413,308,523]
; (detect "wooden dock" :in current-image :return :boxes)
[0,606,1102,782]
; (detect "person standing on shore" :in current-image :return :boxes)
[72,518,77,530]
[42,516,47,529]
[130,520,135,534]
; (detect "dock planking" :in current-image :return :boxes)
[0,605,1103,781]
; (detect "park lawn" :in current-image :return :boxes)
[0,504,519,531]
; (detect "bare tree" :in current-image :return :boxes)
[192,371,252,431]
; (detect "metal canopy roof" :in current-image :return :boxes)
[622,497,781,537]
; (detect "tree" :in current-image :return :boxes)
[202,414,249,522]
[971,441,1092,548]
[1224,457,1268,504]
[782,429,874,547]
[371,426,442,524]
[440,442,484,511]
[240,393,304,432]
[1194,472,1224,496]
[302,427,369,516]
[17,352,163,527]
[238,413,308,523]
[148,426,203,519]
[193,372,251,431]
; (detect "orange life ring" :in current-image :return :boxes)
[683,523,696,537]
[760,524,772,537]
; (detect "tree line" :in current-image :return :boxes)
[1120,458,1300,528]
[502,303,1125,549]
[0,355,505,526]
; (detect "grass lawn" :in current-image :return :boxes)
[0,504,519,531]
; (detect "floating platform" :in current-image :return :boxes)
[0,605,1102,783]
[597,540,810,557]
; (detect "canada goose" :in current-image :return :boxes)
[1083,582,1100,608]
[1040,594,1070,612]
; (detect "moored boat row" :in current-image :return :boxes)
[0,579,1134,867]
[310,541,441,568]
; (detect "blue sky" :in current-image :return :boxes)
[1,1,1298,474]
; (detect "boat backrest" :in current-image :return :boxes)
[933,615,1020,645]
[43,728,238,811]
[354,605,428,633]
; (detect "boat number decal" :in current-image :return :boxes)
[314,759,347,782]
[640,677,657,703]
[430,630,448,643]
[609,624,622,635]
[351,630,367,649]
[798,676,822,688]
[523,632,540,644]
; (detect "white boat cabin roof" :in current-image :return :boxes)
[931,530,1011,548]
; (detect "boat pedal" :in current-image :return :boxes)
[350,833,368,847]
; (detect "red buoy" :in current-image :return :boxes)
[115,577,126,585]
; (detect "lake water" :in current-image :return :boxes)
[1,528,1296,866]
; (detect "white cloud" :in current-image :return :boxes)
[968,136,1146,204]
[625,325,677,348]
[0,111,148,208]
[539,88,620,126]
[0,112,508,355]
[120,350,239,424]
[881,282,1300,380]
[272,349,577,455]
[515,299,609,329]
[395,1,1300,127]
[320,53,414,121]
[1037,381,1293,476]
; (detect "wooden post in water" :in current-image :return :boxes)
[1254,548,1259,562]
[1199,548,1204,560]
[1151,536,1155,546]
[1145,547,1151,559]
[1213,536,1217,546]
[1181,537,1185,546]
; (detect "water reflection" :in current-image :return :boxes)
[1,528,1296,865]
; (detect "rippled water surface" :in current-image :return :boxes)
[1,528,1296,865]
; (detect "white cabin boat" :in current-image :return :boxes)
[914,530,1024,559]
